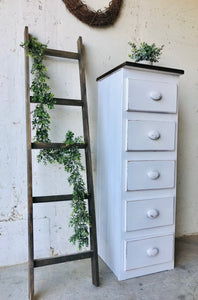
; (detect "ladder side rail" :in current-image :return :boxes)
[24,26,34,300]
[77,36,99,287]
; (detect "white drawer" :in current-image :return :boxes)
[126,78,177,113]
[125,197,174,231]
[124,235,174,271]
[127,160,175,191]
[127,120,176,151]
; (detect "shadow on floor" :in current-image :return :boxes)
[1,236,198,300]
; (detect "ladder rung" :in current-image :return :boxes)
[34,251,93,268]
[44,48,80,60]
[33,193,89,203]
[31,142,86,150]
[30,97,83,106]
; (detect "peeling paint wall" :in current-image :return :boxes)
[0,0,198,266]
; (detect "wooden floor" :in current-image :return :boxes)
[1,236,198,300]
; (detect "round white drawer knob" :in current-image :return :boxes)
[147,209,160,219]
[147,247,159,257]
[150,91,162,101]
[148,130,160,140]
[147,170,160,180]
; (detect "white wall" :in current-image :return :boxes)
[0,0,198,266]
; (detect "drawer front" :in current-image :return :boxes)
[126,78,177,113]
[125,197,174,231]
[127,120,176,151]
[127,160,175,191]
[124,235,174,271]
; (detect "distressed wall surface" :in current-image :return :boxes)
[0,0,198,266]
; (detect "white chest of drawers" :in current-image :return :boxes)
[96,62,184,280]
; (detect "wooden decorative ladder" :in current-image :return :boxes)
[24,26,99,300]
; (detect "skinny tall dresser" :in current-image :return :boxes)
[96,62,184,280]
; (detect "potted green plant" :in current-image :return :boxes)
[128,42,164,64]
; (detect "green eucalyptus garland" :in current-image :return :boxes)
[21,37,90,250]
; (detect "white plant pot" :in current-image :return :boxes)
[137,60,153,65]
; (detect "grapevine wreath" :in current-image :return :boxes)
[62,0,123,27]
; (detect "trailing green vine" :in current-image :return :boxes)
[21,37,90,249]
